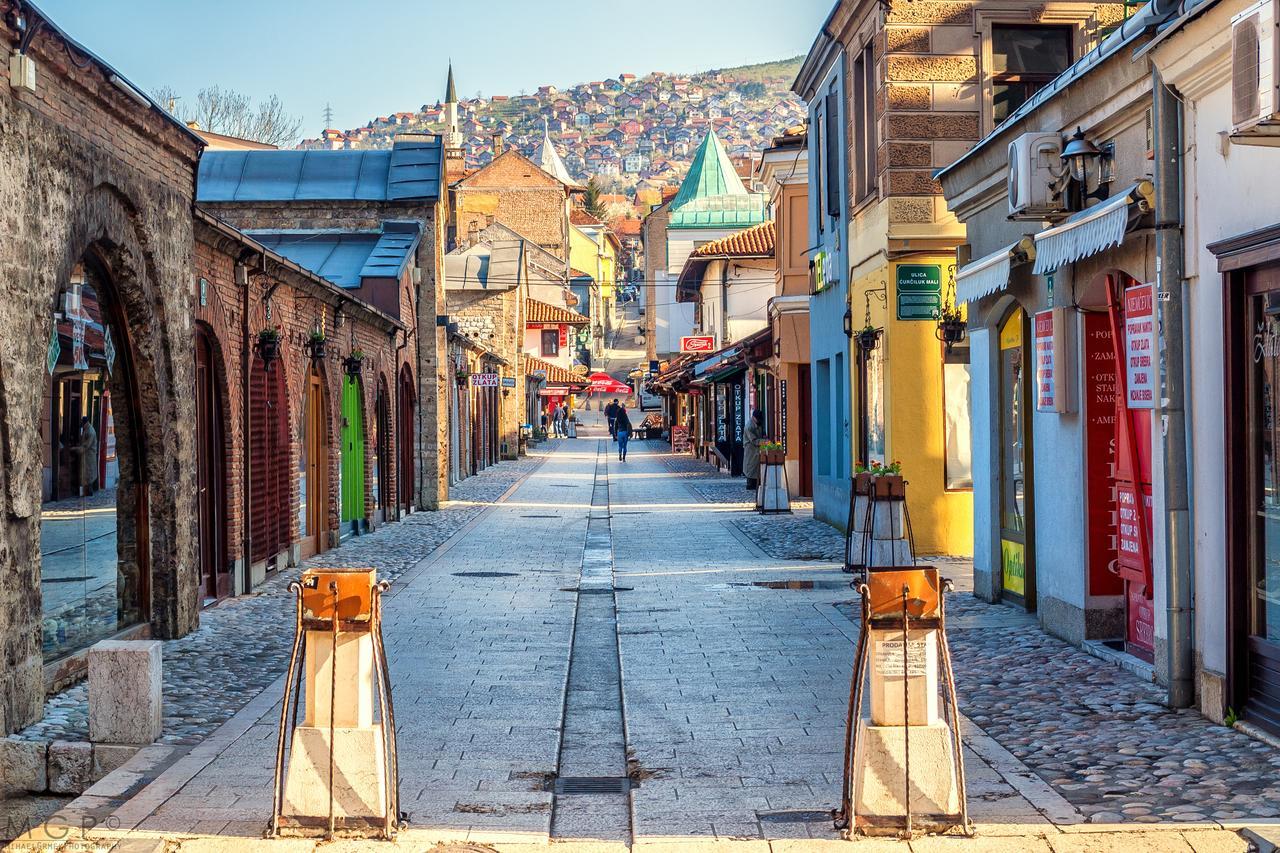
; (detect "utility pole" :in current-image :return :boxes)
[323,103,334,130]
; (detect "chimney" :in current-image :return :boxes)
[492,133,504,158]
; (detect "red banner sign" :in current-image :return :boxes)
[1083,313,1122,596]
[680,335,715,353]
[1124,284,1155,409]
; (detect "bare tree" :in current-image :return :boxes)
[154,85,302,147]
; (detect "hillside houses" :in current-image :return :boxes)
[298,62,805,211]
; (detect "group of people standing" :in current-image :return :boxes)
[541,403,572,438]
[604,398,633,462]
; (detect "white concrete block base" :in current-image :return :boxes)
[282,725,388,821]
[852,718,962,835]
[88,639,162,745]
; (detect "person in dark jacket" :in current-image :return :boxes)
[614,405,634,461]
[605,398,621,441]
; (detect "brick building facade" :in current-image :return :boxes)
[0,4,203,730]
[195,139,449,509]
[451,149,572,260]
[191,212,410,597]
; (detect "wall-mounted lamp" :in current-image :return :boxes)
[1060,127,1114,204]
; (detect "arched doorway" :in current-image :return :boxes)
[398,365,416,512]
[374,378,391,524]
[39,258,148,660]
[997,306,1035,610]
[299,362,329,559]
[194,327,229,603]
[340,374,366,538]
[249,351,290,569]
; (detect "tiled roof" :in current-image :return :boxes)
[569,267,595,280]
[524,355,587,386]
[691,220,775,258]
[612,219,642,237]
[526,298,588,325]
[570,209,604,226]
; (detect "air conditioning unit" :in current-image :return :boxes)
[1007,132,1065,219]
[1231,0,1280,139]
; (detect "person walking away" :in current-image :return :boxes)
[552,404,563,437]
[615,405,634,461]
[743,408,765,491]
[540,410,550,438]
[606,398,621,442]
[560,403,570,437]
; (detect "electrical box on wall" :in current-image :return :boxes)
[9,52,36,94]
[1034,307,1072,414]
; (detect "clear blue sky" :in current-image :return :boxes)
[37,0,831,135]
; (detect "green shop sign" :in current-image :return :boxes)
[896,264,942,320]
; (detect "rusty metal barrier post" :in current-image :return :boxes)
[269,568,402,840]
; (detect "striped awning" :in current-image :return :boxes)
[956,237,1036,304]
[1032,181,1154,275]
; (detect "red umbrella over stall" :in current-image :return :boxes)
[587,373,633,395]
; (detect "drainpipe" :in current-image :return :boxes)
[236,254,253,596]
[1152,67,1194,708]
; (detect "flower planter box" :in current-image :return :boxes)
[873,474,906,500]
[853,471,875,496]
[760,449,786,465]
[343,356,364,377]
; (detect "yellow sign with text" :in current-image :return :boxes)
[1001,538,1026,598]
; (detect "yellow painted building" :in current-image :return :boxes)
[849,257,972,556]
[569,219,621,318]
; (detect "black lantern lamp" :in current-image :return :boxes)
[1061,127,1113,203]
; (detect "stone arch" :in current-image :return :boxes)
[38,180,197,642]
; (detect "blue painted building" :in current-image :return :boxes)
[794,27,852,530]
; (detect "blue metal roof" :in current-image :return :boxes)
[247,222,421,288]
[197,138,442,203]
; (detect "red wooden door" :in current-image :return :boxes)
[797,364,813,497]
[195,330,229,601]
[249,355,290,565]
[398,367,415,510]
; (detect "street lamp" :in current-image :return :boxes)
[1060,127,1113,204]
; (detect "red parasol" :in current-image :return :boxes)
[587,373,632,395]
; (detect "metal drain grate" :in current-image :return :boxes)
[757,809,833,823]
[559,587,633,594]
[452,572,518,578]
[550,776,632,795]
[732,579,853,591]
[521,514,561,518]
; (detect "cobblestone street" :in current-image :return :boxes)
[10,416,1279,852]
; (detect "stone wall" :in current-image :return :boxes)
[0,18,202,731]
[447,288,524,459]
[197,199,449,509]
[454,151,569,259]
[641,204,671,363]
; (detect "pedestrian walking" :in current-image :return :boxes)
[743,408,765,491]
[606,398,621,442]
[615,404,633,461]
[540,411,549,437]
[559,403,570,437]
[78,415,99,497]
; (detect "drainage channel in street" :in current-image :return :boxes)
[549,440,632,842]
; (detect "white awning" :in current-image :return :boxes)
[956,237,1036,304]
[1032,181,1154,275]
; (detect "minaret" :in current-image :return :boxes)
[443,62,464,180]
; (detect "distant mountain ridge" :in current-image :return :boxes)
[298,57,807,201]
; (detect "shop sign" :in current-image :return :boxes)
[1033,308,1068,413]
[1116,481,1153,581]
[1124,284,1155,409]
[1126,583,1155,653]
[527,322,543,330]
[672,424,691,453]
[780,379,788,452]
[471,373,500,388]
[501,377,517,388]
[681,335,715,353]
[1083,313,1123,597]
[896,264,942,320]
[873,638,928,678]
[1001,538,1025,597]
[559,325,569,347]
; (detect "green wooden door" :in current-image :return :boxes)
[341,375,365,530]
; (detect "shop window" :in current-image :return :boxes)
[992,25,1073,124]
[824,83,841,218]
[541,329,560,357]
[944,343,973,489]
[40,261,145,660]
[858,347,886,467]
[815,358,831,476]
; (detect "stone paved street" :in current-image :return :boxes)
[10,416,1277,852]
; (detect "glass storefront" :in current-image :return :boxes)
[40,262,144,660]
[1251,291,1280,646]
[999,307,1033,608]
